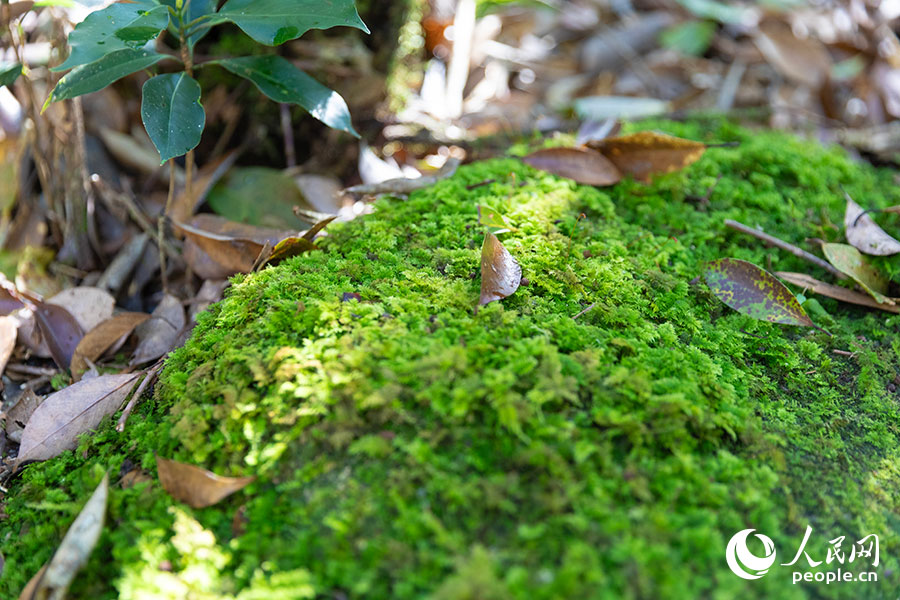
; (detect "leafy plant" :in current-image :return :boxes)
[45,0,368,166]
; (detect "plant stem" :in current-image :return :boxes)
[178,4,195,218]
[160,161,176,293]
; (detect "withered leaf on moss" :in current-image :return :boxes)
[821,243,894,305]
[156,456,255,508]
[587,131,707,182]
[29,475,108,600]
[16,373,140,466]
[33,301,84,370]
[479,232,521,306]
[521,147,622,186]
[703,258,817,329]
[777,271,900,314]
[844,193,900,256]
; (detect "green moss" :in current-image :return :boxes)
[3,119,900,599]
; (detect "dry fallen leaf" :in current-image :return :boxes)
[753,20,831,88]
[821,243,894,305]
[33,302,84,370]
[46,287,115,334]
[131,295,185,366]
[844,193,900,256]
[31,475,108,600]
[71,312,151,379]
[521,147,622,186]
[703,258,818,329]
[156,456,255,508]
[176,214,295,277]
[0,315,17,377]
[19,564,46,600]
[587,131,707,182]
[776,272,900,314]
[16,373,139,466]
[6,388,42,443]
[479,232,522,306]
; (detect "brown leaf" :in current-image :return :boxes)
[32,475,108,600]
[753,20,831,88]
[16,373,139,466]
[844,193,900,256]
[479,232,522,306]
[156,456,255,508]
[587,131,707,182]
[0,288,25,315]
[176,215,295,276]
[130,295,185,366]
[6,388,41,443]
[71,312,151,379]
[46,287,115,333]
[521,147,622,186]
[776,272,900,314]
[0,315,17,377]
[33,302,84,370]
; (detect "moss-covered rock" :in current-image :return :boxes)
[3,119,900,599]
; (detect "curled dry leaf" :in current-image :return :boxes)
[776,272,900,314]
[31,475,108,600]
[176,214,296,277]
[263,216,335,267]
[703,258,817,329]
[479,232,522,306]
[0,315,17,377]
[34,302,84,370]
[844,193,900,256]
[71,312,151,379]
[19,565,46,600]
[587,131,707,182]
[131,294,185,366]
[46,287,115,333]
[16,373,139,466]
[521,147,622,186]
[821,243,894,305]
[156,456,255,508]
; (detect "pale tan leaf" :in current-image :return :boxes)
[32,475,108,600]
[71,312,151,379]
[156,456,255,508]
[844,193,900,256]
[0,315,17,377]
[753,21,831,87]
[16,373,139,466]
[479,232,522,306]
[46,287,115,334]
[521,147,622,186]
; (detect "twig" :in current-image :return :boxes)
[572,302,596,319]
[832,349,857,358]
[116,362,162,432]
[160,162,176,293]
[724,219,847,280]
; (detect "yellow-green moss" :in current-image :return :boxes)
[3,119,900,599]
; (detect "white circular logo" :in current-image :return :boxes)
[726,529,777,580]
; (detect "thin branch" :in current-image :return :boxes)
[116,362,162,432]
[724,219,847,280]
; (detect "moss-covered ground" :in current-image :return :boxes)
[2,118,900,599]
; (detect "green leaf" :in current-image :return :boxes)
[0,63,22,88]
[48,49,168,103]
[478,204,514,234]
[141,73,205,164]
[213,55,358,137]
[660,21,716,56]
[821,243,895,305]
[703,258,817,328]
[158,0,217,47]
[217,0,368,46]
[53,1,168,72]
[207,167,305,228]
